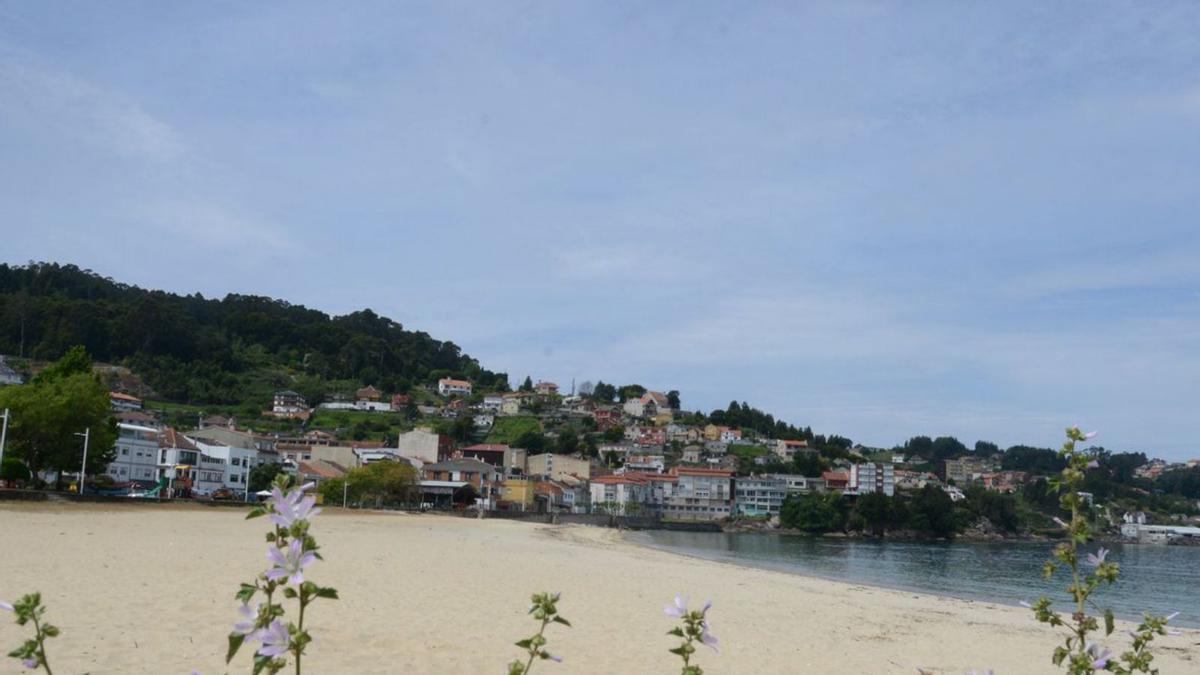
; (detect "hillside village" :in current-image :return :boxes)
[6,360,1196,542]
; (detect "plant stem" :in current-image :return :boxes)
[30,613,53,675]
[523,618,549,674]
[295,593,307,675]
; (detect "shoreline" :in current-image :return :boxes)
[1,502,1195,674]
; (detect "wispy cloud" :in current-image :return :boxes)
[0,45,185,161]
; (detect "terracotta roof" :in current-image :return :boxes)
[356,385,381,400]
[591,474,648,485]
[438,378,471,387]
[298,460,347,479]
[642,391,669,405]
[159,428,198,451]
[672,467,734,477]
[109,391,142,402]
[462,444,510,452]
[623,472,677,483]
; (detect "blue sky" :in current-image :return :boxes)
[2,2,1198,460]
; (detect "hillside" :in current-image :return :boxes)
[0,262,508,405]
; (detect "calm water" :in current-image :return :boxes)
[632,531,1200,628]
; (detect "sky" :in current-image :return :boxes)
[1,2,1199,460]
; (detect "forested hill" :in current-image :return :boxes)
[0,262,508,404]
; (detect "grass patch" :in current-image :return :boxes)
[486,416,542,444]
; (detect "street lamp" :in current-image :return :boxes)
[74,428,90,495]
[342,480,351,508]
[0,408,10,469]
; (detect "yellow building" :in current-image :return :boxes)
[501,477,535,510]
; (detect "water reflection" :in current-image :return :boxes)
[633,531,1200,628]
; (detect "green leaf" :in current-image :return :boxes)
[1105,609,1115,636]
[41,624,59,637]
[236,584,257,604]
[282,587,298,599]
[226,632,246,664]
[667,627,685,637]
[245,507,267,520]
[314,587,340,600]
[515,639,533,649]
[552,616,571,627]
[1052,646,1068,666]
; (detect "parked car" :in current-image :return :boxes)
[211,488,240,501]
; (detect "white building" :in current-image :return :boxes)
[272,390,307,414]
[109,391,143,413]
[157,428,202,498]
[195,454,227,495]
[0,356,23,385]
[850,462,895,496]
[395,428,447,466]
[107,423,160,485]
[769,474,827,494]
[191,438,259,496]
[663,468,734,521]
[481,394,504,412]
[623,454,666,474]
[437,378,472,397]
[589,475,649,513]
[734,476,788,516]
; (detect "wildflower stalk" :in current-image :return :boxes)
[665,595,718,675]
[508,592,569,674]
[3,592,58,674]
[226,475,338,675]
[1027,427,1179,674]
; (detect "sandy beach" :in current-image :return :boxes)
[0,502,1195,674]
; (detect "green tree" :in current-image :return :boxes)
[907,484,957,538]
[248,462,288,493]
[591,381,616,403]
[666,390,681,409]
[319,460,417,507]
[852,492,893,537]
[519,376,534,392]
[514,429,547,453]
[780,492,846,533]
[0,347,116,486]
[555,428,579,455]
[617,384,646,402]
[601,425,625,443]
[0,456,33,484]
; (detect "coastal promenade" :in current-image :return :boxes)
[0,502,1195,674]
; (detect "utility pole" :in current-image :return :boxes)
[74,428,90,495]
[342,480,350,508]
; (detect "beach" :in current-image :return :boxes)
[0,503,1195,674]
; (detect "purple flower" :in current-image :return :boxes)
[233,603,260,635]
[269,484,321,528]
[1018,600,1032,608]
[546,653,563,663]
[1166,611,1179,621]
[967,670,995,675]
[1086,643,1111,669]
[0,599,12,612]
[1083,431,1098,440]
[22,658,37,669]
[256,619,291,658]
[265,540,317,586]
[700,622,720,653]
[1085,547,1109,567]
[1053,517,1069,529]
[1086,460,1100,469]
[664,594,689,618]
